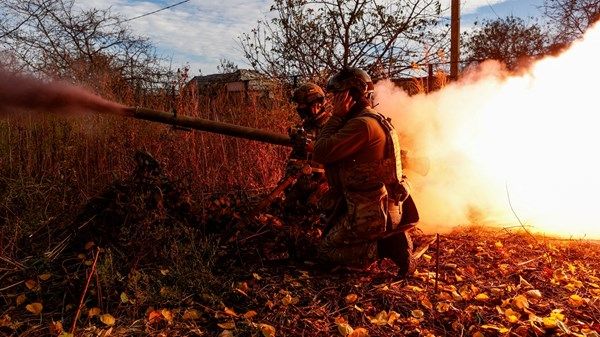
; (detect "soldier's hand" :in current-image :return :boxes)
[332,91,354,117]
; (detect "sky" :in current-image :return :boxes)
[75,0,546,76]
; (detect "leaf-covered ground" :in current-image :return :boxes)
[2,156,600,337]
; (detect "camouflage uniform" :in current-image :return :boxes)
[283,83,330,212]
[313,68,417,273]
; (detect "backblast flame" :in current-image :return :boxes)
[376,21,600,239]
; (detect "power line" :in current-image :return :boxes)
[120,0,190,24]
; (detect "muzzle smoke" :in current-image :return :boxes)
[375,22,600,238]
[0,68,126,116]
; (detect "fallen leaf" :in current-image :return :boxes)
[224,307,237,317]
[120,292,129,304]
[568,294,584,307]
[420,297,433,310]
[50,320,63,334]
[38,274,52,281]
[16,294,26,306]
[183,309,200,320]
[218,322,236,330]
[348,327,369,337]
[84,241,95,250]
[436,302,450,313]
[161,309,173,322]
[281,293,298,306]
[147,310,162,323]
[475,293,489,301]
[25,280,38,291]
[512,295,529,310]
[504,308,520,323]
[253,273,262,280]
[259,323,276,337]
[369,311,388,325]
[88,307,101,317]
[100,314,115,326]
[345,294,358,304]
[244,310,257,319]
[219,330,234,337]
[25,303,43,315]
[387,311,400,325]
[495,241,504,248]
[411,309,424,319]
[525,290,542,299]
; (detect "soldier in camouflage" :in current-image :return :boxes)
[313,68,417,277]
[282,83,331,213]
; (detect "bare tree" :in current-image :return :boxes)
[239,0,445,81]
[0,0,170,92]
[543,0,600,43]
[463,16,550,70]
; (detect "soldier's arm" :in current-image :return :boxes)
[313,117,369,164]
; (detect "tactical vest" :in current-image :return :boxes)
[335,108,406,230]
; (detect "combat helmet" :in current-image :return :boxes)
[326,67,374,98]
[291,83,325,107]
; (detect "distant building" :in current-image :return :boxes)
[187,69,277,98]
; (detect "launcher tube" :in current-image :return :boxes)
[124,106,292,147]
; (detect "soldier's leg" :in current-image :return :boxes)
[318,217,377,267]
[377,231,416,278]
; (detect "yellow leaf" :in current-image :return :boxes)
[475,293,489,301]
[495,241,504,248]
[25,280,38,291]
[58,333,74,337]
[16,294,26,306]
[345,294,358,304]
[120,292,129,304]
[88,307,101,317]
[411,309,424,319]
[387,311,400,325]
[568,294,584,307]
[26,303,43,315]
[348,327,369,337]
[217,322,236,329]
[38,274,52,281]
[260,323,276,337]
[183,309,200,320]
[550,309,564,321]
[422,254,432,261]
[244,310,257,319]
[369,311,388,325]
[100,314,115,326]
[542,316,558,328]
[512,295,529,309]
[337,321,354,336]
[504,308,520,323]
[161,309,173,322]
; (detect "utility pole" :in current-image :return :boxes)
[450,0,460,79]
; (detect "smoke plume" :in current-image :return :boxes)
[375,22,600,238]
[0,68,126,116]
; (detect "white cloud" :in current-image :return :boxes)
[75,0,270,74]
[74,0,512,75]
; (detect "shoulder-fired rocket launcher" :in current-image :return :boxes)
[122,106,429,176]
